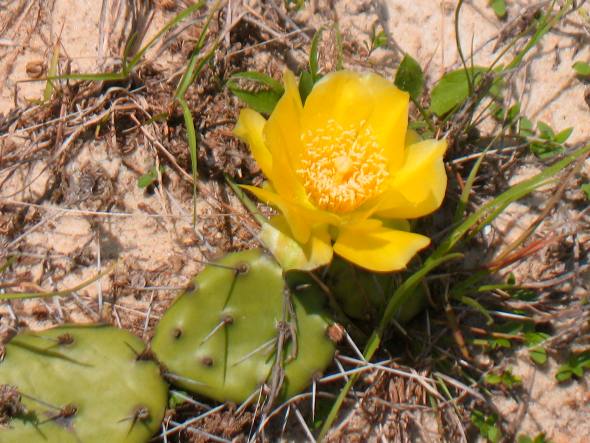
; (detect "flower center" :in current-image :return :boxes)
[296,119,389,213]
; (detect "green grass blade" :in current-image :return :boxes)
[175,0,219,99]
[439,145,590,255]
[225,175,267,225]
[309,27,324,82]
[453,144,491,223]
[121,31,138,74]
[505,1,570,72]
[129,1,206,70]
[228,71,284,94]
[178,98,198,225]
[43,42,60,102]
[37,3,206,85]
[0,263,116,301]
[42,72,127,82]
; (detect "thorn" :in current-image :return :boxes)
[294,283,312,291]
[164,372,207,387]
[39,403,77,425]
[311,380,317,423]
[119,405,151,436]
[231,338,276,367]
[199,317,227,346]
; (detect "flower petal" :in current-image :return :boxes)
[234,108,272,178]
[241,185,341,244]
[241,185,310,243]
[405,128,421,146]
[302,71,409,171]
[263,70,308,202]
[333,220,430,272]
[260,215,333,271]
[376,139,447,219]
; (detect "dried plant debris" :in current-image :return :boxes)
[1,0,590,442]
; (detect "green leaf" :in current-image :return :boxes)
[529,348,548,365]
[518,435,552,443]
[491,103,505,121]
[581,183,590,200]
[572,366,584,377]
[530,141,563,159]
[309,27,324,82]
[507,103,521,124]
[471,410,502,443]
[138,165,165,189]
[554,127,573,144]
[365,23,388,55]
[168,390,190,408]
[491,337,512,349]
[227,71,284,114]
[537,121,555,139]
[394,54,424,100]
[457,295,493,325]
[484,373,503,385]
[525,331,549,365]
[299,70,315,104]
[430,66,495,116]
[573,61,590,77]
[556,352,590,382]
[227,84,283,115]
[228,71,283,94]
[556,368,573,382]
[488,426,503,443]
[519,117,534,137]
[489,0,507,19]
[371,29,388,52]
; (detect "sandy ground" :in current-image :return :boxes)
[1,0,590,441]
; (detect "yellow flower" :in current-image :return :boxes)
[234,70,447,272]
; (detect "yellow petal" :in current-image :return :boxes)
[260,215,333,271]
[241,185,341,244]
[302,71,409,171]
[405,128,421,146]
[263,70,308,202]
[376,139,447,219]
[241,185,310,244]
[333,220,430,272]
[234,108,272,178]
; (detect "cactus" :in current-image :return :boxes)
[0,324,168,443]
[327,256,426,325]
[151,249,335,403]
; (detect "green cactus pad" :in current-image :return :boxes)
[327,256,426,325]
[281,270,337,399]
[0,324,168,443]
[152,249,335,403]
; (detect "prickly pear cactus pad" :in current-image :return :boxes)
[281,270,337,399]
[152,249,335,403]
[327,256,427,326]
[0,324,168,443]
